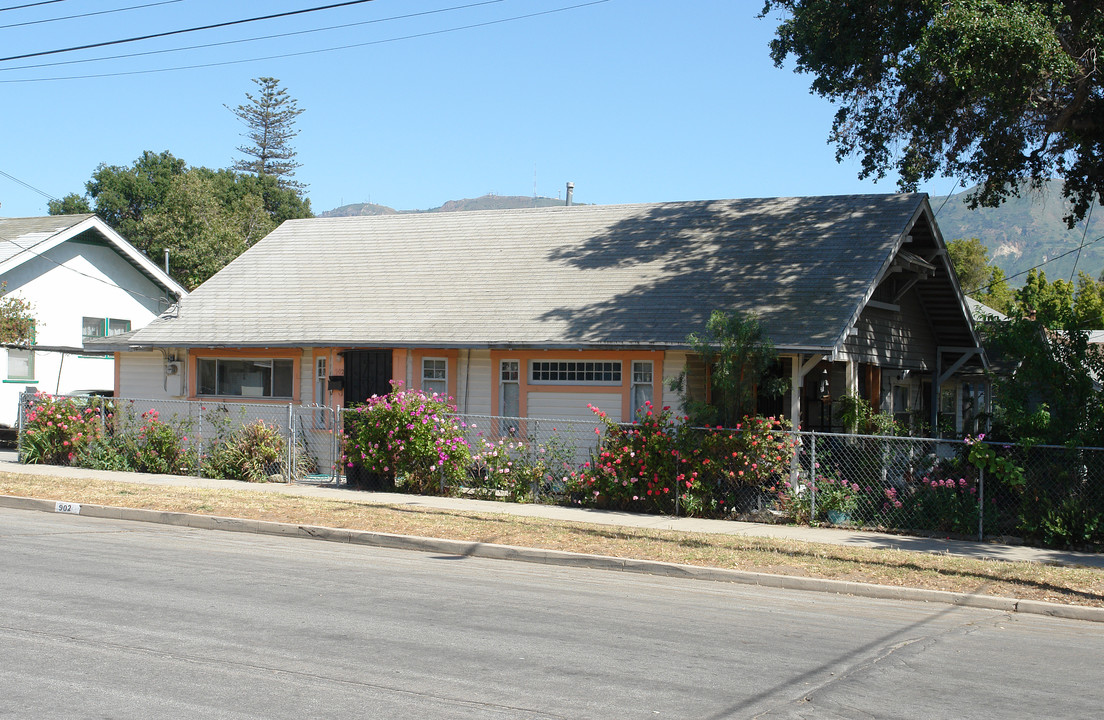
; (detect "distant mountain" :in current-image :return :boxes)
[934,179,1103,285]
[319,194,570,218]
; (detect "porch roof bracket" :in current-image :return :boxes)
[892,276,921,304]
[936,347,981,386]
[795,354,824,388]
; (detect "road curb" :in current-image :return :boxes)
[4,493,1102,623]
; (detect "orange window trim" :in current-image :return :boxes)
[410,349,460,401]
[489,350,664,421]
[187,348,302,403]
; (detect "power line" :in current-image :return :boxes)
[0,168,57,201]
[2,232,177,306]
[1069,197,1096,283]
[0,0,380,63]
[973,231,1104,295]
[0,0,180,30]
[0,0,505,73]
[0,0,67,12]
[932,178,960,218]
[0,1,609,83]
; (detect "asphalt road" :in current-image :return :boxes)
[2,507,1102,719]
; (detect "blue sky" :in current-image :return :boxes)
[0,0,950,217]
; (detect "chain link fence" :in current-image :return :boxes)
[17,393,340,484]
[786,432,1104,545]
[339,410,604,502]
[19,392,1104,547]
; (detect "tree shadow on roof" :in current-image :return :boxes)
[539,195,918,347]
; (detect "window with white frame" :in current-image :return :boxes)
[630,360,654,419]
[500,360,520,422]
[7,348,34,381]
[315,357,328,426]
[530,360,621,385]
[197,358,294,398]
[422,358,447,397]
[316,357,327,403]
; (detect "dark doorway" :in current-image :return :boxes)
[342,349,394,490]
[342,349,393,405]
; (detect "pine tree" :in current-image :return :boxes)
[228,77,305,189]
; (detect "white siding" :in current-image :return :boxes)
[299,348,314,404]
[117,350,175,399]
[457,349,492,415]
[662,351,687,415]
[0,239,173,425]
[527,391,621,423]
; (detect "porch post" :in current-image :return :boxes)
[790,355,801,430]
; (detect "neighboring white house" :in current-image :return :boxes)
[0,214,186,426]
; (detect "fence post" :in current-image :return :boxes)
[287,403,294,483]
[16,391,24,463]
[809,430,817,523]
[334,406,342,485]
[977,465,985,542]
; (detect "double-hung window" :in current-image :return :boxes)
[197,358,294,398]
[422,358,447,397]
[630,361,654,419]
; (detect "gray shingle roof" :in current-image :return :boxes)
[128,194,932,350]
[0,214,96,264]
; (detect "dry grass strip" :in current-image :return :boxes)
[3,472,1103,608]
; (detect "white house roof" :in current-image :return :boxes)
[123,193,973,352]
[0,214,187,300]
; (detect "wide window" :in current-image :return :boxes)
[530,361,621,385]
[422,358,447,396]
[82,317,131,339]
[197,358,293,398]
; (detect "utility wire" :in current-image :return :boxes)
[0,168,57,201]
[1069,197,1096,283]
[0,0,379,63]
[932,178,961,219]
[0,0,608,83]
[972,232,1104,295]
[0,0,67,13]
[1,0,504,72]
[2,232,177,306]
[0,0,180,30]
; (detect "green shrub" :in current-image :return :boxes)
[567,403,798,517]
[74,439,134,471]
[469,433,579,502]
[342,383,472,494]
[205,420,286,482]
[20,393,105,465]
[123,408,194,474]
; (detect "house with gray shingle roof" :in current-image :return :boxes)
[0,214,186,426]
[102,194,985,434]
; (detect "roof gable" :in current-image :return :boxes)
[127,194,951,350]
[0,214,187,300]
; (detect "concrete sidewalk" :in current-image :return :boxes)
[2,452,1102,569]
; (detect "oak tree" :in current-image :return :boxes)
[763,1,1104,224]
